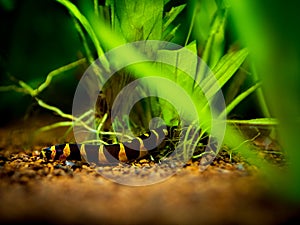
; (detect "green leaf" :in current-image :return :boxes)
[109,0,164,41]
[56,0,108,66]
[221,82,261,117]
[203,48,249,99]
[163,4,186,31]
[191,0,217,49]
[227,118,278,126]
[162,4,186,41]
[201,7,227,69]
[163,24,180,42]
[155,41,210,126]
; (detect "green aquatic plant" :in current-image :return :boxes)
[0,0,279,174]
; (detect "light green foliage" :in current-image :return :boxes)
[109,0,163,41]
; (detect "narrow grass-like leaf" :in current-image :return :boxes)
[56,0,109,67]
[221,82,261,117]
[203,48,249,99]
[93,0,99,17]
[184,2,197,46]
[227,118,278,126]
[212,48,249,80]
[200,7,227,69]
[163,24,180,42]
[72,17,95,64]
[163,4,186,31]
[251,65,271,118]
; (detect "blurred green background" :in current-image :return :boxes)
[230,0,300,201]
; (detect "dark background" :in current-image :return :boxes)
[0,0,84,125]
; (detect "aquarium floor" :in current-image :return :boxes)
[0,114,299,225]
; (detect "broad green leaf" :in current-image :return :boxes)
[109,0,164,41]
[155,41,211,126]
[157,41,198,92]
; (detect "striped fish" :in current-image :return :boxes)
[40,126,168,164]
